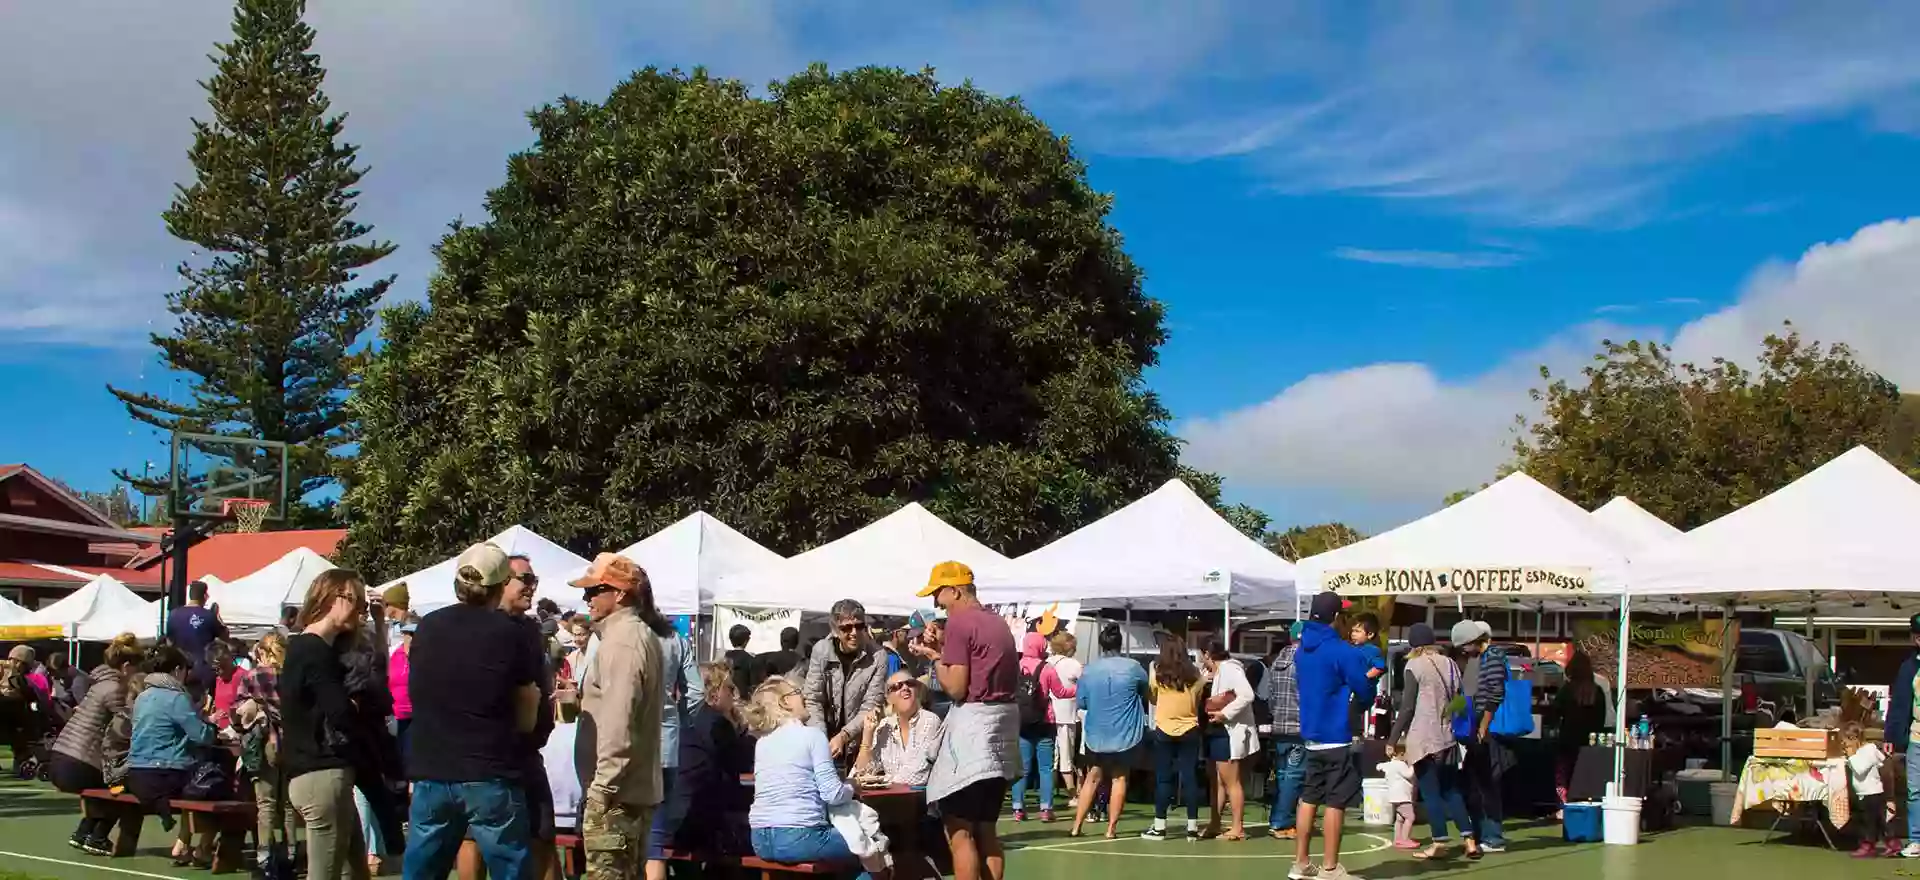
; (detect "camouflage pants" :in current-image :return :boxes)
[582,799,652,880]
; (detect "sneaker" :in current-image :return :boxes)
[1140,827,1168,841]
[1884,841,1904,858]
[1480,841,1508,853]
[1854,843,1882,859]
[1316,866,1362,880]
[1012,809,1026,822]
[81,838,112,857]
[1185,829,1203,842]
[1286,863,1317,880]
[1040,809,1055,823]
[67,835,86,852]
[1903,842,1920,859]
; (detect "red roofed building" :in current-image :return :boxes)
[0,464,162,607]
[126,528,347,583]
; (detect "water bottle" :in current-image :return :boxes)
[1637,715,1652,750]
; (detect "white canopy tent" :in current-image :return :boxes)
[601,512,784,617]
[29,574,160,641]
[208,547,337,627]
[712,503,1007,616]
[1590,497,1682,553]
[381,526,592,615]
[1294,471,1632,604]
[0,593,29,624]
[975,479,1297,612]
[1630,446,1920,607]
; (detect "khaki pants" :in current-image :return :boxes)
[253,773,302,863]
[288,768,369,880]
[582,800,653,880]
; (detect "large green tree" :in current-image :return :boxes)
[108,0,393,513]
[341,66,1212,576]
[1512,327,1913,528]
[1267,522,1365,561]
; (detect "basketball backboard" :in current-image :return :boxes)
[167,432,290,522]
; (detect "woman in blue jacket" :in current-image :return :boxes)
[128,644,220,867]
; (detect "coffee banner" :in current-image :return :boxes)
[1573,618,1737,690]
[1325,566,1592,596]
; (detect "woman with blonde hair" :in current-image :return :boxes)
[279,569,372,880]
[853,670,943,787]
[235,631,299,874]
[746,677,871,877]
[663,662,755,857]
[1388,624,1479,861]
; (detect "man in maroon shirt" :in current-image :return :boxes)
[918,562,1018,880]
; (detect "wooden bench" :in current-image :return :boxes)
[555,837,845,880]
[79,789,255,874]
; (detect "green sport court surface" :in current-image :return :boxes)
[0,775,1900,880]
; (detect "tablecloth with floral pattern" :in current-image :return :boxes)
[1729,756,1849,827]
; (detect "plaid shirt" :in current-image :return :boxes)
[1268,645,1300,737]
[235,666,281,721]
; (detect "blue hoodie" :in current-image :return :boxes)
[1293,621,1375,746]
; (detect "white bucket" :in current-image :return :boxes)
[1708,782,1739,826]
[1361,778,1391,826]
[1602,795,1642,845]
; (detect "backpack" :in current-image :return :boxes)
[0,659,27,705]
[1015,666,1046,727]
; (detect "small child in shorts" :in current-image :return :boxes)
[1382,746,1418,849]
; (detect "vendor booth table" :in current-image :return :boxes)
[1730,756,1849,848]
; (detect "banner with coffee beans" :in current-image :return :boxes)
[1573,618,1737,689]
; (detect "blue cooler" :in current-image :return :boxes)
[1563,802,1604,842]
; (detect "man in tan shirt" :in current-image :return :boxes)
[570,553,665,880]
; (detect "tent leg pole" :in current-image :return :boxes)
[1124,603,1133,657]
[1614,595,1632,792]
[1722,602,1734,782]
[1805,593,1817,722]
[1224,593,1232,651]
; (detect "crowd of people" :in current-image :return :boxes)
[1,548,1584,880]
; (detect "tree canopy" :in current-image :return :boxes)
[1512,327,1914,529]
[107,0,393,515]
[341,65,1212,576]
[1267,522,1365,561]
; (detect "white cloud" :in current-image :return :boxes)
[1330,247,1524,270]
[1672,217,1920,387]
[1181,322,1638,505]
[1185,216,1920,516]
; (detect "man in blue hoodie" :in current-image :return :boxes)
[1288,592,1376,880]
[1882,614,1920,858]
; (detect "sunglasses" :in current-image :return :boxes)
[513,573,540,587]
[887,680,918,694]
[582,585,616,599]
[834,621,864,634]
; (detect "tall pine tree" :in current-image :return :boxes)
[110,0,392,516]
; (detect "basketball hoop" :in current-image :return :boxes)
[220,498,272,533]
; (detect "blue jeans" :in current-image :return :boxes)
[1268,736,1305,830]
[1415,756,1474,841]
[402,779,530,880]
[751,826,868,880]
[1152,728,1201,820]
[1907,741,1920,842]
[647,770,680,858]
[1012,727,1056,813]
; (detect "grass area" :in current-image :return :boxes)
[0,773,1904,880]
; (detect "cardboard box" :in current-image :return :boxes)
[1754,727,1841,760]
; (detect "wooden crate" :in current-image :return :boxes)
[1754,727,1841,760]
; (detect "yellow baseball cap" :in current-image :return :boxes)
[917,561,974,597]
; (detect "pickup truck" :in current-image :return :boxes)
[1733,627,1841,722]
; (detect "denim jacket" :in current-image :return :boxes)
[128,673,216,770]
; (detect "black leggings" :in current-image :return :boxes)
[49,754,112,842]
[1858,793,1889,842]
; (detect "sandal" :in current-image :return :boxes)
[1466,844,1485,861]
[1412,844,1449,861]
[1220,830,1248,842]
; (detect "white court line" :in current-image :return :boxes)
[0,850,183,880]
[1020,831,1394,859]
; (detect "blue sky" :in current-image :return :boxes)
[4,1,1920,536]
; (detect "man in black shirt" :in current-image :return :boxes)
[723,624,760,697]
[401,543,542,880]
[756,627,804,682]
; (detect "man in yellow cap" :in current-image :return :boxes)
[569,553,665,880]
[917,562,1018,880]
